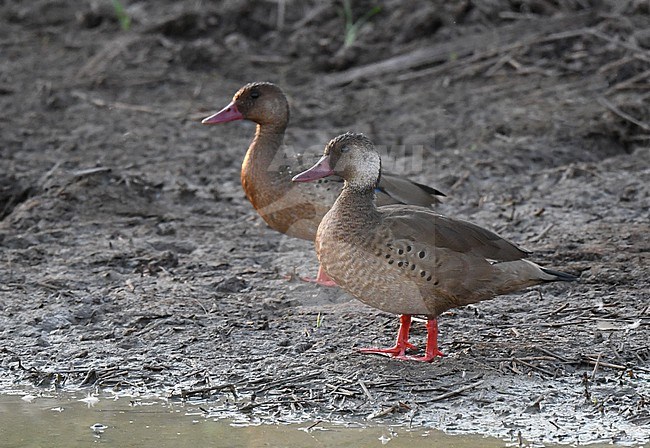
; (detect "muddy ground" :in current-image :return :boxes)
[1,0,649,445]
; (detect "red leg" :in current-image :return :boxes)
[359,314,418,357]
[403,318,445,362]
[299,265,338,287]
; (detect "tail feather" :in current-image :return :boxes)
[539,267,579,282]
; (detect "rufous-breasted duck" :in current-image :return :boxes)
[292,132,577,362]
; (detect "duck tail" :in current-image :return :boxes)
[539,267,579,282]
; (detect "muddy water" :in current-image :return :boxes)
[0,392,620,448]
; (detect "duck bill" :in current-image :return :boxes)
[292,155,334,182]
[201,101,243,124]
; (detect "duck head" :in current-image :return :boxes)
[202,82,289,126]
[292,132,381,189]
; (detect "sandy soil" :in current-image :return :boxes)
[1,1,649,445]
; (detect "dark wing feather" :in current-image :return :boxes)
[376,173,444,207]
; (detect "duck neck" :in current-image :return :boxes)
[245,122,287,170]
[333,183,380,223]
[241,121,289,198]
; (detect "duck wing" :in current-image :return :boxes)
[380,205,530,262]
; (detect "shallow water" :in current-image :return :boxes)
[0,392,500,448]
[0,392,635,448]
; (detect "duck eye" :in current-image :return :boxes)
[250,90,260,99]
[340,146,350,153]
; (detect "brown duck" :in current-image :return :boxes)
[202,82,444,286]
[292,132,577,362]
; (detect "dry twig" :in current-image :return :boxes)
[598,97,650,132]
[324,14,593,85]
[428,380,484,403]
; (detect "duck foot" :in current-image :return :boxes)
[360,316,444,363]
[359,345,418,357]
[299,265,338,287]
[393,352,443,362]
[359,315,417,357]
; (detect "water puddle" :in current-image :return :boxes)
[0,391,631,447]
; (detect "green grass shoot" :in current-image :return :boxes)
[342,0,381,47]
[112,0,132,31]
